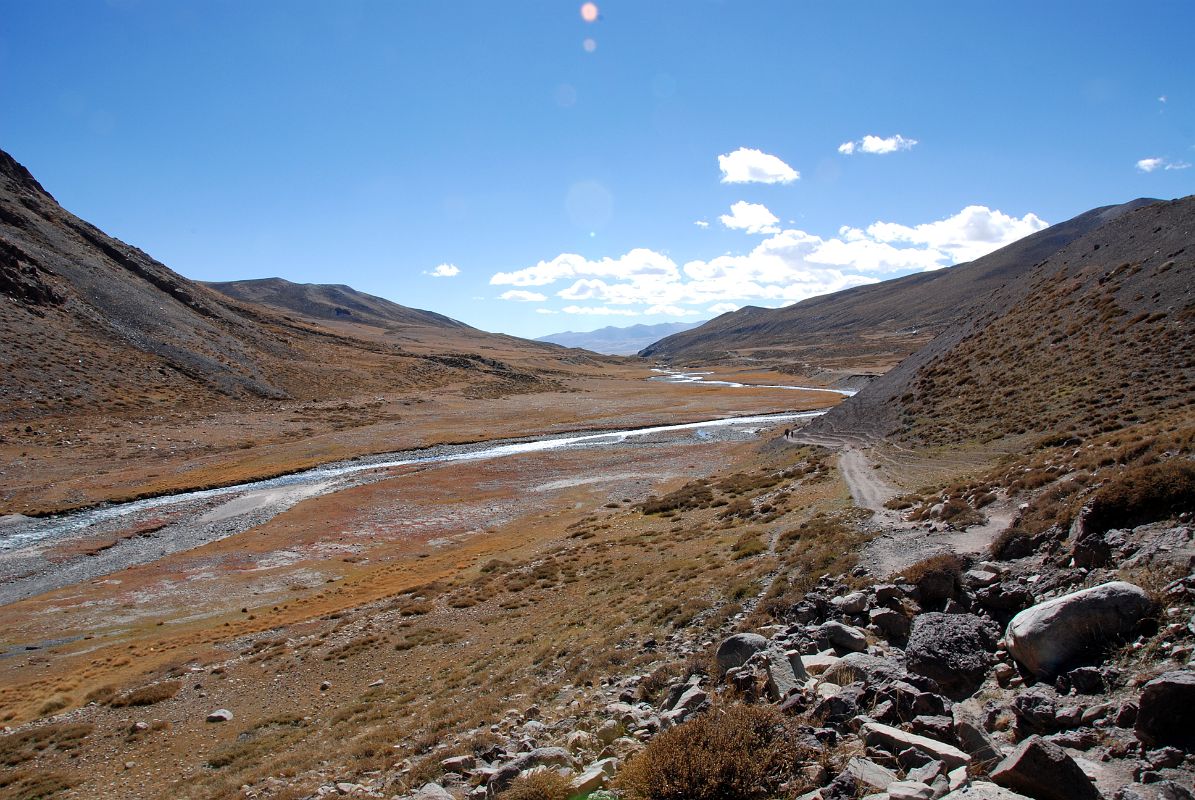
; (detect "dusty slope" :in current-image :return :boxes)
[811,195,1194,445]
[641,198,1158,376]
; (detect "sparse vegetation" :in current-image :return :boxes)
[616,705,808,800]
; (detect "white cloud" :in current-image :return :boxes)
[645,304,698,316]
[535,308,557,315]
[492,204,1048,318]
[839,134,918,155]
[717,147,799,184]
[1140,156,1192,172]
[694,220,710,228]
[425,263,460,277]
[719,201,781,235]
[491,248,680,287]
[561,305,639,316]
[862,205,1048,265]
[500,289,547,302]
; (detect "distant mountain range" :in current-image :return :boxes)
[537,321,705,355]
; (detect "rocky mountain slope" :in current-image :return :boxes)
[203,277,469,335]
[0,148,584,427]
[809,196,1194,444]
[537,321,704,355]
[641,199,1158,377]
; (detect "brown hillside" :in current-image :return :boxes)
[812,196,1194,446]
[0,148,582,426]
[641,198,1157,378]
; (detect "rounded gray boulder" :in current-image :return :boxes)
[1006,581,1154,680]
[715,633,768,673]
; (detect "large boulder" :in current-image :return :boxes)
[1136,670,1195,749]
[906,613,998,700]
[715,633,768,673]
[989,736,1100,800]
[1006,581,1154,680]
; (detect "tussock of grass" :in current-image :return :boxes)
[616,705,810,800]
[108,680,181,708]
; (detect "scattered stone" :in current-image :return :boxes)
[367,678,384,688]
[819,621,869,653]
[411,784,454,800]
[320,680,332,691]
[206,709,233,723]
[824,652,907,686]
[846,756,898,791]
[989,735,1100,800]
[906,612,997,699]
[1010,689,1058,735]
[941,782,1035,799]
[834,592,870,615]
[715,633,768,672]
[888,780,935,800]
[860,721,971,770]
[871,607,912,642]
[1136,670,1195,749]
[802,653,841,675]
[1006,581,1154,680]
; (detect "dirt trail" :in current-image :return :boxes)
[792,429,1013,576]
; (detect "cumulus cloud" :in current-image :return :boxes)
[561,305,639,316]
[500,289,547,302]
[425,263,460,277]
[493,204,1047,318]
[491,248,679,287]
[1137,156,1190,172]
[694,220,710,228]
[839,134,918,155]
[720,201,781,234]
[717,147,799,184]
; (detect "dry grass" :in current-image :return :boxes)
[498,770,574,800]
[616,704,811,800]
[107,680,182,708]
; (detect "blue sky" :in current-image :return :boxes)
[1,1,1192,338]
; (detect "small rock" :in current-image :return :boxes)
[941,782,1035,799]
[834,592,870,615]
[206,709,233,723]
[888,780,935,800]
[367,679,384,688]
[715,633,768,672]
[819,621,870,653]
[320,681,332,691]
[1136,670,1195,749]
[846,756,898,792]
[989,735,1100,800]
[860,721,971,770]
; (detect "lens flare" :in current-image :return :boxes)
[582,37,597,53]
[580,2,599,22]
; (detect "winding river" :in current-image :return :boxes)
[0,372,853,604]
